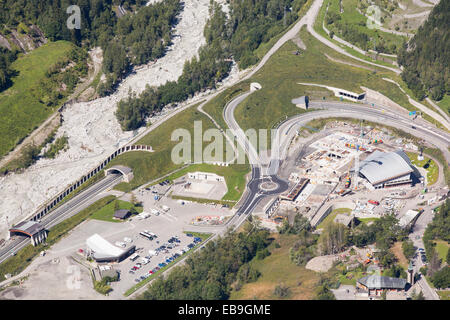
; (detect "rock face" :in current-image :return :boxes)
[0,25,47,53]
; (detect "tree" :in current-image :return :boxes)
[428,248,442,277]
[319,222,348,254]
[402,239,416,260]
[431,266,450,289]
[273,283,291,298]
[314,285,336,300]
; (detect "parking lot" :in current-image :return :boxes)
[108,228,204,297]
[27,184,233,299]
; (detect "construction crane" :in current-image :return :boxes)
[353,152,359,190]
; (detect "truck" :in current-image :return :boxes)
[129,253,140,262]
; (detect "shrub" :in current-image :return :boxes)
[273,283,291,298]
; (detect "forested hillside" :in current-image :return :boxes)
[0,0,182,95]
[140,226,270,300]
[398,0,449,101]
[116,0,308,131]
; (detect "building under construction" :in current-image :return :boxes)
[280,178,310,201]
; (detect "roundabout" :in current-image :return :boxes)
[247,175,290,197]
[259,180,278,192]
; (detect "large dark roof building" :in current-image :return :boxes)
[357,275,408,296]
[113,209,131,220]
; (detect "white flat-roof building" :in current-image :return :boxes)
[188,172,225,182]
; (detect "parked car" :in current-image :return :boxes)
[154,266,160,271]
[186,233,193,237]
[148,270,154,274]
[135,278,141,283]
[129,270,135,274]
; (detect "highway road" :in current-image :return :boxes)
[0,173,123,264]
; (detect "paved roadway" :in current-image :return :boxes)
[0,174,123,264]
[222,91,449,300]
[408,205,441,300]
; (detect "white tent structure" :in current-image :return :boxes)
[86,233,134,262]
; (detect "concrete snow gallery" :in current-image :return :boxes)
[178,304,213,318]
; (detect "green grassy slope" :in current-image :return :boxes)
[0,41,77,158]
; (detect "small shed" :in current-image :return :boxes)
[113,209,131,220]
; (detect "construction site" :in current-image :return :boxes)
[260,120,436,230]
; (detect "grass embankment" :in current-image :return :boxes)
[124,232,212,297]
[437,291,450,300]
[407,152,438,186]
[230,233,320,300]
[317,208,352,230]
[0,41,85,159]
[202,81,251,131]
[433,240,449,262]
[357,217,379,225]
[90,200,143,223]
[0,196,116,281]
[107,104,250,202]
[436,95,450,116]
[234,27,417,135]
[160,163,249,203]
